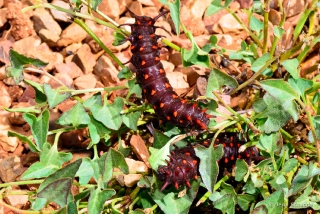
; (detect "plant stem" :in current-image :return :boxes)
[74,18,124,68]
[25,67,66,87]
[270,0,286,56]
[225,7,263,48]
[0,180,43,188]
[262,0,270,54]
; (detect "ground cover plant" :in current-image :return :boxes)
[0,0,320,213]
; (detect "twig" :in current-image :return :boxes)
[25,67,66,86]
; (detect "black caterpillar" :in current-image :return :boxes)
[123,9,210,130]
[157,132,261,191]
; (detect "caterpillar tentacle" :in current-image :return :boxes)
[125,10,210,130]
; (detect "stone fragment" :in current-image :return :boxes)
[0,40,12,64]
[65,43,83,56]
[142,6,159,18]
[125,158,148,173]
[155,21,172,41]
[47,73,73,89]
[8,102,29,126]
[50,0,71,22]
[137,0,155,6]
[12,35,41,56]
[55,62,83,79]
[98,0,120,19]
[166,72,189,89]
[0,134,18,152]
[6,1,34,40]
[116,174,142,187]
[20,152,39,167]
[0,8,7,28]
[235,0,253,9]
[218,13,248,34]
[283,0,305,18]
[3,195,28,209]
[18,85,36,102]
[127,1,143,16]
[74,74,97,89]
[72,44,96,74]
[0,82,12,108]
[32,8,62,35]
[0,66,6,80]
[0,155,22,182]
[130,135,150,168]
[269,9,281,26]
[190,0,211,19]
[118,0,133,14]
[0,0,3,8]
[94,55,120,86]
[56,99,77,113]
[161,60,174,73]
[57,23,87,47]
[38,29,60,47]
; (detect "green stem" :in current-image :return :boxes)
[161,38,181,52]
[74,18,124,68]
[0,180,44,188]
[262,0,270,54]
[225,8,263,48]
[57,86,127,95]
[297,36,320,64]
[0,199,52,214]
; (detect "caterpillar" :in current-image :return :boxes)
[157,132,261,191]
[123,9,211,130]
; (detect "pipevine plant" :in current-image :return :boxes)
[1,0,320,213]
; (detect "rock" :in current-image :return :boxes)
[137,0,155,6]
[32,8,62,36]
[18,85,36,103]
[0,40,12,65]
[12,35,41,56]
[155,20,172,41]
[190,0,212,19]
[181,65,206,86]
[98,0,120,19]
[161,60,175,73]
[3,195,28,208]
[47,73,73,89]
[20,152,39,167]
[118,0,133,14]
[72,44,96,74]
[7,86,23,102]
[6,1,35,40]
[269,9,281,26]
[0,0,3,8]
[127,1,143,16]
[116,174,142,187]
[50,0,71,22]
[169,51,182,67]
[301,53,320,77]
[125,158,148,173]
[283,0,305,18]
[0,155,22,182]
[216,34,242,51]
[0,66,6,80]
[0,134,18,152]
[0,8,7,28]
[54,62,83,79]
[235,0,253,9]
[94,55,120,86]
[0,82,12,108]
[180,7,205,36]
[57,23,88,47]
[65,43,83,56]
[74,74,97,89]
[38,29,60,47]
[142,6,159,18]
[218,12,248,34]
[130,135,150,168]
[56,99,77,113]
[166,72,189,89]
[34,43,64,70]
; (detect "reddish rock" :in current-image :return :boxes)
[142,6,159,18]
[118,0,133,14]
[3,195,28,209]
[0,134,18,152]
[8,102,30,126]
[97,0,120,19]
[0,8,7,28]
[38,29,60,47]
[0,40,12,65]
[65,43,83,56]
[57,23,88,47]
[190,0,212,19]
[32,8,62,36]
[0,155,23,182]
[127,1,143,16]
[7,86,23,102]
[235,0,253,8]
[56,99,77,113]
[94,55,121,86]
[12,35,41,56]
[47,73,73,89]
[283,0,305,18]
[50,0,72,23]
[72,44,96,74]
[130,135,150,167]
[166,72,189,90]
[0,66,6,80]
[54,62,83,79]
[73,74,97,89]
[137,0,155,6]
[0,82,12,108]
[18,85,36,102]
[218,12,248,34]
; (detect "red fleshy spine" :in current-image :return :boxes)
[124,9,210,130]
[157,133,261,191]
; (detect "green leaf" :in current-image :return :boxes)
[195,144,223,192]
[83,92,103,107]
[24,80,47,103]
[149,138,171,170]
[282,59,299,79]
[57,102,90,127]
[159,0,180,35]
[206,0,233,16]
[21,143,72,179]
[288,165,312,196]
[122,111,141,131]
[91,97,124,130]
[254,190,284,214]
[213,193,235,214]
[23,110,49,150]
[3,106,41,114]
[153,130,170,149]
[76,158,94,185]
[43,84,71,108]
[181,25,210,68]
[88,115,111,141]
[290,186,320,210]
[274,26,285,38]
[37,178,72,208]
[235,159,249,181]
[288,78,313,97]
[251,53,271,72]
[253,94,292,133]
[206,68,238,99]
[102,148,129,184]
[8,131,39,152]
[249,16,263,33]
[7,49,48,84]
[91,0,102,10]
[281,158,298,173]
[118,66,133,79]
[260,79,299,121]
[113,29,127,46]
[237,194,255,211]
[257,132,281,154]
[127,79,142,98]
[88,188,116,214]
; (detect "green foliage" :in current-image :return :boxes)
[2,0,320,213]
